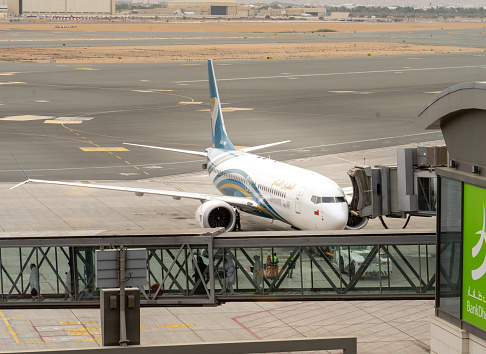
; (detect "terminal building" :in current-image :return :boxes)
[1,0,115,15]
[417,82,486,353]
[167,0,238,16]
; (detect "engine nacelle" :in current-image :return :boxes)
[196,200,236,232]
[345,211,369,230]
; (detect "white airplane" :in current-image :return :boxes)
[12,59,368,232]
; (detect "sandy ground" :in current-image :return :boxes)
[1,42,483,63]
[1,21,484,63]
[1,20,486,33]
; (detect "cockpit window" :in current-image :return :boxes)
[311,196,346,204]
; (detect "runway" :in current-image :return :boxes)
[1,25,485,48]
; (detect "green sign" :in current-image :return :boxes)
[463,184,486,329]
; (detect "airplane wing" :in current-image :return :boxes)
[123,143,207,157]
[11,178,259,209]
[239,140,290,153]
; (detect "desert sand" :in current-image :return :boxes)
[1,21,486,33]
[1,21,484,63]
[1,42,483,63]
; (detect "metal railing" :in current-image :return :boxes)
[0,228,436,306]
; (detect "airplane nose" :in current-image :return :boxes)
[323,204,348,230]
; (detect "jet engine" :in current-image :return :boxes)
[196,200,236,232]
[345,210,369,230]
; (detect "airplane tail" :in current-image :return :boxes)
[208,59,235,150]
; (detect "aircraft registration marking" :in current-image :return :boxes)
[80,147,128,152]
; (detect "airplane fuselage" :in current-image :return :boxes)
[207,148,348,230]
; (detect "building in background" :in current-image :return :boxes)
[4,0,115,15]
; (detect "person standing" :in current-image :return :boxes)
[224,255,236,295]
[29,264,41,301]
[233,208,241,231]
[288,252,296,278]
[252,255,263,291]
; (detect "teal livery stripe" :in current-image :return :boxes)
[214,168,287,223]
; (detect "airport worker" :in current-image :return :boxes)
[233,208,241,231]
[253,255,263,290]
[270,253,279,266]
[29,264,41,301]
[224,255,236,295]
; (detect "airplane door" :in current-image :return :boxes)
[295,187,305,214]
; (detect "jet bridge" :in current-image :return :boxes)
[0,228,435,306]
[347,146,446,228]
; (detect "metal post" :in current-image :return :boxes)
[119,246,128,347]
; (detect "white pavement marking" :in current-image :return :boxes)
[174,64,486,84]
[269,131,443,154]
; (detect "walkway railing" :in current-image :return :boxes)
[0,228,435,306]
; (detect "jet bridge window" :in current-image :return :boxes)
[311,196,346,204]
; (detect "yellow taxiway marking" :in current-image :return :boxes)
[1,115,54,121]
[131,89,174,93]
[179,101,203,105]
[60,321,96,325]
[0,310,19,344]
[44,120,83,124]
[0,81,25,85]
[157,324,194,328]
[425,91,442,94]
[473,54,485,57]
[116,156,122,159]
[72,338,101,342]
[125,161,131,165]
[80,147,128,152]
[144,172,150,175]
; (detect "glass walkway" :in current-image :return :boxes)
[0,229,436,306]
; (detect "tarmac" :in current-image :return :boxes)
[1,26,477,353]
[0,300,433,353]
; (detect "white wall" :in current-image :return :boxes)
[22,0,113,14]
